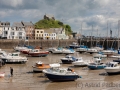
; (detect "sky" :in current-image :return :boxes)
[0,0,120,37]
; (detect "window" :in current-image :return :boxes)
[41,31,43,33]
[37,31,39,33]
[11,32,14,35]
[4,31,7,34]
[19,32,22,35]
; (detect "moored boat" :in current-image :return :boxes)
[72,57,90,67]
[43,67,80,82]
[28,49,49,57]
[32,61,60,73]
[88,58,106,70]
[61,55,76,64]
[0,52,28,64]
[104,62,120,75]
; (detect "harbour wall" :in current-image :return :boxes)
[0,39,119,49]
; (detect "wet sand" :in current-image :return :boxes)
[0,49,120,90]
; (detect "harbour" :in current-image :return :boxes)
[0,49,120,90]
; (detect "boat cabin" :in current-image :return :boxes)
[106,62,118,67]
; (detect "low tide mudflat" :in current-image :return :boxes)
[0,49,120,90]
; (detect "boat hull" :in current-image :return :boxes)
[28,53,49,57]
[105,68,120,75]
[44,73,79,82]
[61,60,73,64]
[88,65,106,70]
[2,59,27,64]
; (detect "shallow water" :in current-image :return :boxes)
[0,49,120,90]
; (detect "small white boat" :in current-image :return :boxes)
[43,67,80,82]
[87,48,98,54]
[76,45,88,53]
[47,48,75,54]
[0,52,28,64]
[0,72,5,78]
[104,62,120,75]
[72,57,90,67]
[101,50,115,55]
[69,42,79,49]
[93,53,107,58]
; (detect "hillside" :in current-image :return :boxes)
[34,19,72,35]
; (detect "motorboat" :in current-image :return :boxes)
[28,49,49,57]
[93,52,107,58]
[32,61,60,72]
[69,42,79,49]
[20,48,32,54]
[0,52,28,64]
[61,55,77,64]
[104,62,120,75]
[87,48,98,54]
[47,47,75,54]
[13,45,34,52]
[101,48,116,57]
[43,67,80,82]
[76,45,88,53]
[72,57,90,67]
[88,58,106,70]
[0,72,5,78]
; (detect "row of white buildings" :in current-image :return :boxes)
[0,21,69,40]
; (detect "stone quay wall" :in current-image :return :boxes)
[0,39,77,49]
[0,39,119,50]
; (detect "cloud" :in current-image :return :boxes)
[0,0,120,37]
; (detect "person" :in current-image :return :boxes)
[10,67,13,76]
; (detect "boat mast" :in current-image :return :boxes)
[80,22,82,45]
[107,21,108,49]
[91,25,93,47]
[118,20,120,50]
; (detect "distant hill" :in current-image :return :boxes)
[34,19,72,35]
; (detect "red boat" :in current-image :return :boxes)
[21,48,31,54]
[28,49,49,57]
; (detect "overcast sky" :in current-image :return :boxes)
[0,0,120,37]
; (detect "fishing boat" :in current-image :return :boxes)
[76,45,88,53]
[43,67,80,82]
[0,72,5,78]
[28,49,49,57]
[32,61,60,72]
[61,55,76,64]
[72,57,90,67]
[104,62,120,75]
[88,58,106,70]
[0,52,28,64]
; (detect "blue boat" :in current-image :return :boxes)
[88,58,106,70]
[43,68,80,82]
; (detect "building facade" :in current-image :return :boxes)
[21,21,35,40]
[0,21,11,39]
[11,22,26,39]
